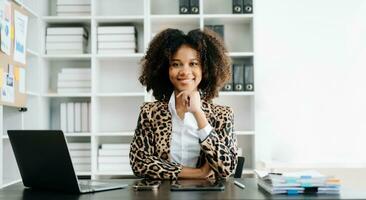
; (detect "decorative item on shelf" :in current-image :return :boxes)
[98,143,132,173]
[56,0,91,16]
[97,25,137,54]
[60,101,90,133]
[45,27,89,54]
[243,0,253,14]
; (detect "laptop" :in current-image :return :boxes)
[7,130,128,193]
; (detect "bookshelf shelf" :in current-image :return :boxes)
[41,54,92,60]
[94,132,134,137]
[14,0,39,18]
[2,135,9,140]
[95,93,145,97]
[203,14,253,23]
[219,91,255,96]
[44,93,92,97]
[236,131,255,136]
[26,91,39,96]
[95,53,144,60]
[64,133,92,137]
[150,15,200,24]
[228,52,254,57]
[94,15,144,23]
[42,16,92,23]
[26,48,39,57]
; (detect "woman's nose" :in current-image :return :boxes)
[178,64,191,75]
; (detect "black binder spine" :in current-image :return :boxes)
[213,25,224,40]
[243,0,253,13]
[190,0,199,14]
[222,64,233,91]
[244,65,254,91]
[179,0,190,14]
[232,0,243,14]
[233,64,245,91]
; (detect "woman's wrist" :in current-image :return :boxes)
[192,110,208,129]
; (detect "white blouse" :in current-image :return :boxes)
[168,93,213,168]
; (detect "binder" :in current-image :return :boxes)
[222,65,233,91]
[67,102,74,133]
[179,0,190,14]
[60,103,67,132]
[213,25,224,40]
[244,65,254,91]
[232,0,243,14]
[243,0,253,13]
[74,102,81,132]
[233,64,244,91]
[190,0,199,14]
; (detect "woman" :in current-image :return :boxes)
[129,28,238,180]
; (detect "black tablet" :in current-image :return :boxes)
[170,179,225,191]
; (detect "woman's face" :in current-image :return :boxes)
[169,45,202,93]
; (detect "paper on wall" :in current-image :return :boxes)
[13,10,28,64]
[0,1,11,55]
[1,64,15,103]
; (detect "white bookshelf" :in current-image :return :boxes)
[0,0,255,184]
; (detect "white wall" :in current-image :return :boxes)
[255,0,366,165]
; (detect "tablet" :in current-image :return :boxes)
[170,179,225,191]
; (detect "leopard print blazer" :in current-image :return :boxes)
[129,99,238,180]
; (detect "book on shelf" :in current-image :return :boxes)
[81,102,89,132]
[97,49,136,54]
[98,156,129,164]
[56,12,90,16]
[57,80,91,88]
[47,27,88,37]
[98,149,126,156]
[46,49,84,54]
[60,103,67,132]
[97,26,135,35]
[61,68,91,74]
[97,34,135,42]
[98,42,136,49]
[74,102,81,132]
[46,42,86,50]
[56,5,91,13]
[100,143,130,150]
[71,157,91,164]
[255,170,341,195]
[69,150,90,157]
[73,164,91,172]
[98,163,132,171]
[46,35,86,43]
[57,0,90,5]
[67,102,74,133]
[58,73,91,81]
[58,88,91,93]
[68,142,91,150]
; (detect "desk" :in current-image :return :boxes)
[0,178,365,200]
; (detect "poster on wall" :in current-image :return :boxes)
[13,10,28,64]
[1,64,15,103]
[0,1,11,55]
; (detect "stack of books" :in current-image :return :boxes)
[60,101,90,133]
[56,0,91,16]
[98,143,132,173]
[46,27,88,54]
[255,170,341,195]
[68,143,91,173]
[57,68,91,93]
[97,26,137,54]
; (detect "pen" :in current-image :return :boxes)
[234,180,246,189]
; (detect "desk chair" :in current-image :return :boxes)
[234,156,245,178]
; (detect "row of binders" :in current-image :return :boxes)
[60,101,91,133]
[97,26,137,54]
[255,170,341,195]
[46,27,88,54]
[56,0,91,16]
[233,0,253,14]
[57,68,91,93]
[179,0,253,14]
[98,143,132,173]
[68,142,91,172]
[222,64,254,91]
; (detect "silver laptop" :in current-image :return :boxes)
[7,130,128,193]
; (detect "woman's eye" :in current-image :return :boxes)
[171,63,179,67]
[190,62,198,67]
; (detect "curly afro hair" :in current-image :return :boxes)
[139,28,231,102]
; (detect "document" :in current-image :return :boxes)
[1,64,15,103]
[0,1,12,55]
[13,10,28,64]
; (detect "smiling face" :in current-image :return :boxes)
[169,45,202,93]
